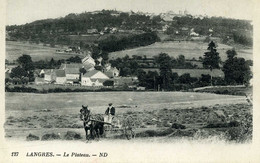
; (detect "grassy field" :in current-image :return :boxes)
[109,41,252,61]
[5,92,251,142]
[5,92,247,113]
[6,40,252,63]
[6,41,81,62]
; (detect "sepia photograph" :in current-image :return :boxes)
[1,0,259,162]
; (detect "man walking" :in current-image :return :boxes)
[105,103,115,123]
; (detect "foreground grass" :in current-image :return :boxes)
[5,102,252,143]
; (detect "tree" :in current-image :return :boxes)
[177,55,185,65]
[17,54,34,72]
[12,77,21,85]
[103,80,114,86]
[120,67,132,76]
[136,69,147,86]
[171,72,179,83]
[17,54,35,82]
[223,49,252,85]
[79,68,87,81]
[155,53,172,90]
[49,58,56,68]
[145,71,159,90]
[10,66,28,79]
[202,41,221,85]
[21,77,29,84]
[199,74,211,86]
[178,73,197,84]
[66,56,82,63]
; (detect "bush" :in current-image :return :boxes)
[64,131,82,140]
[136,128,174,137]
[5,86,38,93]
[169,129,198,137]
[137,130,157,137]
[225,127,247,142]
[204,121,240,128]
[171,123,186,129]
[26,134,40,141]
[103,80,114,86]
[157,128,174,136]
[41,133,61,140]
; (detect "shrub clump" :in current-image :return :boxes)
[136,128,174,137]
[64,131,82,140]
[169,129,198,137]
[26,134,40,141]
[171,123,186,129]
[204,121,240,128]
[41,133,61,140]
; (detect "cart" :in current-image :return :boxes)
[90,115,135,140]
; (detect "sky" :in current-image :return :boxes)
[6,0,255,25]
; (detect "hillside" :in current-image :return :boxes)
[5,41,82,62]
[109,41,253,61]
[6,10,252,49]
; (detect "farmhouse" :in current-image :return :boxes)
[34,77,45,85]
[60,63,84,69]
[53,70,66,84]
[81,54,95,67]
[81,70,109,86]
[64,68,80,83]
[104,67,120,78]
[113,76,138,87]
[44,69,55,82]
[41,69,67,84]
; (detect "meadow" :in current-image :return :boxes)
[109,41,252,61]
[6,40,252,63]
[6,41,79,62]
[5,92,251,142]
[5,92,246,113]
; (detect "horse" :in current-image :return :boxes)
[80,105,104,140]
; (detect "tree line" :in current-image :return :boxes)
[6,55,85,85]
[137,41,251,90]
[6,10,162,44]
[7,10,252,47]
[6,41,252,90]
[98,32,160,52]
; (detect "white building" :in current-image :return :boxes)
[60,63,94,84]
[81,70,109,86]
[54,70,66,84]
[82,54,96,67]
[64,68,80,82]
[44,69,55,82]
[104,67,120,78]
[35,77,46,85]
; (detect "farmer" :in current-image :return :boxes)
[105,103,115,124]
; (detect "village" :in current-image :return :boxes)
[34,54,119,86]
[3,4,255,161]
[5,52,142,91]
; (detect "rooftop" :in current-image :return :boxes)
[64,68,80,74]
[82,70,100,78]
[55,69,66,77]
